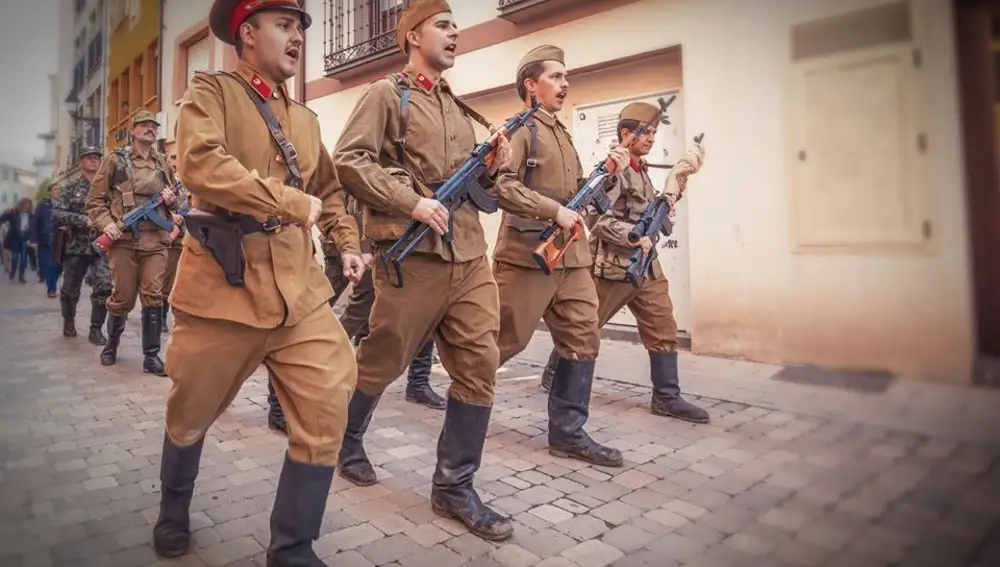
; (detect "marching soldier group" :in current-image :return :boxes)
[40,0,708,565]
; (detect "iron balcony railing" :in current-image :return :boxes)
[323,0,410,76]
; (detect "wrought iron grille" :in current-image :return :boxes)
[323,0,410,76]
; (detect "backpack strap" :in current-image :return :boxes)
[389,73,411,165]
[523,118,539,187]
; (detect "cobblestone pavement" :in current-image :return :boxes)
[2,279,999,567]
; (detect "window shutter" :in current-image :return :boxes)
[186,37,211,84]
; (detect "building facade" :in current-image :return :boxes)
[0,165,39,208]
[34,74,60,184]
[160,0,237,159]
[55,0,109,182]
[301,0,999,385]
[106,0,162,149]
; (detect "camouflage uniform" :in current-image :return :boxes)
[52,149,113,345]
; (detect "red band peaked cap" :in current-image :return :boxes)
[209,0,311,45]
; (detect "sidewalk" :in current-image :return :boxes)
[1,277,998,567]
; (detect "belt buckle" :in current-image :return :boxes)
[262,217,282,234]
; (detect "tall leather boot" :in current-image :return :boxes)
[141,307,167,376]
[548,358,623,467]
[60,296,77,337]
[267,379,287,434]
[100,314,127,366]
[153,434,204,558]
[266,452,335,567]
[650,351,709,423]
[337,389,381,486]
[88,301,107,345]
[540,349,558,392]
[431,397,513,541]
[405,341,446,410]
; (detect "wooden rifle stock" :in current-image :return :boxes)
[531,222,584,275]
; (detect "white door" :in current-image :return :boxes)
[571,90,692,334]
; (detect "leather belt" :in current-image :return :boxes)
[227,213,296,235]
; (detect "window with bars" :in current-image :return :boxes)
[323,0,410,76]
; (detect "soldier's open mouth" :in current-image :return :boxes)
[286,47,300,61]
[444,44,456,53]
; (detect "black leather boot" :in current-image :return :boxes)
[266,453,335,567]
[88,301,107,345]
[431,397,513,541]
[267,379,288,434]
[153,434,204,558]
[337,389,381,486]
[548,358,623,467]
[100,314,127,366]
[60,296,77,337]
[540,349,558,392]
[405,341,446,410]
[141,307,167,376]
[650,351,709,423]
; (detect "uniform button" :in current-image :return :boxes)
[276,155,283,163]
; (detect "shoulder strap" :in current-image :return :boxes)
[220,71,304,189]
[523,118,539,187]
[451,95,493,132]
[389,73,410,165]
[114,148,132,182]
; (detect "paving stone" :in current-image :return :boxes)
[560,539,624,567]
[599,525,657,554]
[490,544,540,567]
[554,515,609,541]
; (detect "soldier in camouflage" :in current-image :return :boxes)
[52,146,112,344]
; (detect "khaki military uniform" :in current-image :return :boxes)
[335,66,521,405]
[161,180,189,332]
[166,59,360,461]
[493,106,600,364]
[86,145,177,315]
[589,162,676,350]
[332,0,524,541]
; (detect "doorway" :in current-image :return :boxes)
[954,0,1000,386]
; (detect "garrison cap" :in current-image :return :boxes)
[619,102,660,124]
[78,146,103,159]
[396,0,452,53]
[210,0,311,45]
[132,110,160,127]
[517,45,565,75]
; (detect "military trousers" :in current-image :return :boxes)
[60,254,112,309]
[494,262,601,365]
[355,253,499,405]
[106,231,169,315]
[164,304,356,465]
[161,244,182,301]
[339,268,374,339]
[594,276,677,352]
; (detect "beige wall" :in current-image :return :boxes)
[305,0,975,383]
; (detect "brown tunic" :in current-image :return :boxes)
[493,108,590,269]
[591,161,666,281]
[169,60,360,329]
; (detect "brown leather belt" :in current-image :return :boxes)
[226,213,296,235]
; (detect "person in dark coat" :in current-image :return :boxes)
[31,185,62,297]
[0,198,35,283]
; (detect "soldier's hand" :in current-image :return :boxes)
[103,223,123,241]
[488,135,513,175]
[342,253,365,283]
[604,147,630,174]
[554,206,582,232]
[412,198,449,235]
[634,236,653,255]
[361,252,374,268]
[305,195,322,229]
[160,190,176,205]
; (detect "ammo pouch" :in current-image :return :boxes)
[185,209,292,287]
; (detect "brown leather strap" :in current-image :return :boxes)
[452,95,493,132]
[222,72,304,190]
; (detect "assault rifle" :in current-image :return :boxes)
[531,95,676,275]
[92,181,181,254]
[624,133,704,287]
[380,100,542,288]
